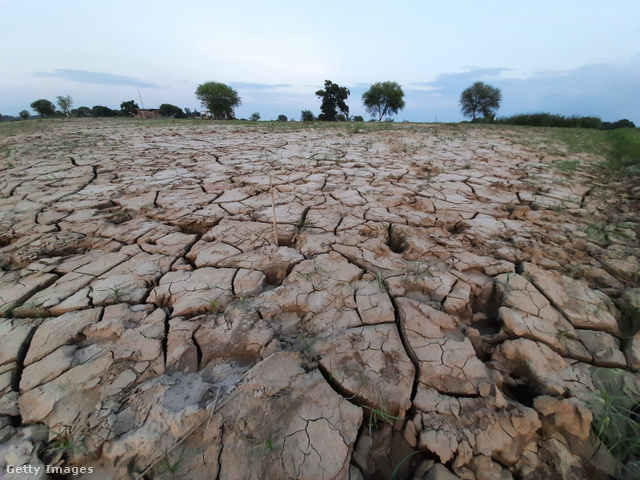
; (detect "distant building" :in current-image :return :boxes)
[134,108,162,119]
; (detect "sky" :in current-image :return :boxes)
[1,1,639,123]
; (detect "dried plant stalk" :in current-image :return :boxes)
[270,175,278,246]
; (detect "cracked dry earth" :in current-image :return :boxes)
[1,120,639,480]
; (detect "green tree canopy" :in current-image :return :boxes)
[56,95,73,116]
[159,104,185,118]
[300,110,315,122]
[120,100,139,117]
[250,112,260,121]
[362,81,406,121]
[459,82,502,120]
[31,99,56,117]
[92,105,116,117]
[19,110,30,120]
[315,80,350,121]
[277,114,288,122]
[195,82,241,119]
[72,107,92,117]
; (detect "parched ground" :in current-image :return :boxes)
[1,119,639,480]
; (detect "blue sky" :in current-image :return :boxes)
[1,1,638,123]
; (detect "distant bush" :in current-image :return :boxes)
[277,114,288,122]
[496,113,602,129]
[72,107,92,117]
[600,119,636,130]
[92,105,116,117]
[300,110,315,122]
[159,104,185,118]
[353,115,364,122]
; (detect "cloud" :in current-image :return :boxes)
[401,60,640,123]
[231,82,291,90]
[34,69,162,88]
[408,68,512,93]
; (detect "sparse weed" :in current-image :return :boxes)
[45,427,84,466]
[102,285,122,302]
[569,265,585,279]
[238,286,247,303]
[365,405,405,440]
[375,272,388,293]
[586,370,640,477]
[198,296,218,312]
[250,431,280,458]
[498,273,512,297]
[298,217,312,230]
[361,139,374,151]
[556,159,579,172]
[156,452,184,480]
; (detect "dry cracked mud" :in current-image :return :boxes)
[1,120,639,480]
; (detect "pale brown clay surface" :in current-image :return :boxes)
[1,120,639,479]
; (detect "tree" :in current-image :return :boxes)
[459,82,502,121]
[56,96,73,116]
[19,110,30,120]
[300,110,315,122]
[72,107,92,117]
[353,115,364,122]
[195,82,241,119]
[159,104,185,118]
[277,114,288,122]
[250,112,261,121]
[120,100,139,117]
[31,99,56,117]
[92,105,116,117]
[362,81,406,122]
[315,80,350,121]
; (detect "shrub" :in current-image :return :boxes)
[277,114,287,122]
[353,115,364,122]
[496,113,602,129]
[159,104,185,118]
[601,119,636,131]
[91,105,116,117]
[300,110,315,122]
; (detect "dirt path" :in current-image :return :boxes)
[1,120,639,479]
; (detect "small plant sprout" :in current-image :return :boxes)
[157,452,184,480]
[376,272,388,293]
[102,285,121,302]
[498,273,512,297]
[365,404,405,441]
[45,427,83,464]
[250,431,280,459]
[411,261,430,279]
[197,296,218,312]
[297,217,312,230]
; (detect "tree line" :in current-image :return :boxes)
[7,80,634,129]
[12,81,502,123]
